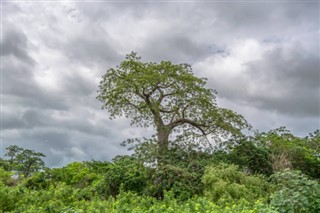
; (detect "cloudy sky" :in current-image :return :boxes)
[1,1,319,167]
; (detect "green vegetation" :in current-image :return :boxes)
[1,54,319,212]
[1,130,319,213]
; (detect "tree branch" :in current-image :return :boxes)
[170,118,210,136]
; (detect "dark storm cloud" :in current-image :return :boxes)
[243,45,320,117]
[2,110,25,130]
[3,59,69,110]
[2,106,129,166]
[3,103,117,139]
[200,1,319,38]
[2,29,35,65]
[5,128,73,167]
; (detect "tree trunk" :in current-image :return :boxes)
[157,125,171,165]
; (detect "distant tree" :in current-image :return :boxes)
[97,52,249,164]
[5,145,46,177]
[254,128,320,178]
[5,145,23,171]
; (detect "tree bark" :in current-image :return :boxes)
[157,125,171,165]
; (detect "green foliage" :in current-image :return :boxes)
[255,127,320,178]
[57,162,99,187]
[131,139,217,200]
[13,183,93,213]
[23,170,54,190]
[0,167,13,186]
[94,156,149,198]
[5,186,276,213]
[148,164,199,200]
[97,52,249,163]
[229,140,273,176]
[4,145,46,178]
[1,126,318,212]
[303,130,320,177]
[0,184,21,212]
[202,163,271,203]
[270,169,320,213]
[0,158,9,171]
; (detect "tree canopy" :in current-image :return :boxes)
[97,52,249,162]
[4,145,46,177]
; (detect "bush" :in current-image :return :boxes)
[0,183,21,212]
[147,164,199,200]
[270,169,320,213]
[229,141,273,176]
[202,163,271,203]
[94,156,149,198]
[0,167,13,186]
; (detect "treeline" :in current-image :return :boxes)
[0,127,319,213]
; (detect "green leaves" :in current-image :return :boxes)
[270,169,320,213]
[228,140,273,175]
[97,52,249,163]
[3,143,320,213]
[253,128,320,178]
[4,145,46,178]
[93,156,149,198]
[202,163,271,203]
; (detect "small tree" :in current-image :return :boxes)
[97,52,249,164]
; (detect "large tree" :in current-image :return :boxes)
[97,52,248,163]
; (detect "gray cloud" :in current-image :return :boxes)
[64,34,122,68]
[244,44,320,117]
[3,60,69,110]
[140,33,211,63]
[199,1,319,40]
[2,1,319,166]
[2,29,35,65]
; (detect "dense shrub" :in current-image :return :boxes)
[255,128,320,178]
[202,163,272,203]
[1,132,319,213]
[148,164,199,200]
[94,156,149,198]
[0,167,13,186]
[270,169,320,213]
[229,141,273,176]
[8,187,276,213]
[0,183,21,212]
